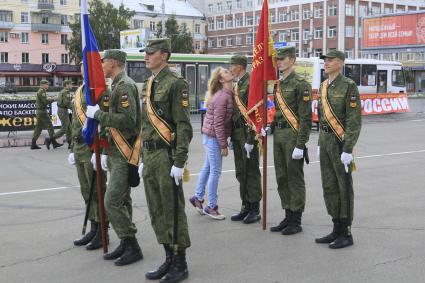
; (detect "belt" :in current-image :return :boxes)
[142,140,170,151]
[274,121,291,129]
[320,124,332,133]
[233,120,247,129]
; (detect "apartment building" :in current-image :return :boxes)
[199,0,425,59]
[0,0,80,86]
[108,0,207,53]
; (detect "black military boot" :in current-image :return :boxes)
[104,240,125,260]
[114,237,143,266]
[45,137,51,150]
[329,219,353,249]
[315,219,340,244]
[146,244,173,280]
[230,201,250,221]
[281,211,303,235]
[243,201,261,224]
[30,138,41,150]
[86,225,108,250]
[160,248,188,283]
[51,138,63,149]
[270,210,292,232]
[74,221,97,246]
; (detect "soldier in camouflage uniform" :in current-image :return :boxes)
[53,80,73,149]
[229,55,262,224]
[69,67,107,250]
[31,80,63,150]
[315,50,361,249]
[139,38,192,283]
[269,47,312,235]
[86,50,143,265]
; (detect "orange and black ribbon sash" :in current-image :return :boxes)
[109,129,141,166]
[320,81,345,141]
[275,82,300,132]
[74,85,86,127]
[145,76,173,145]
[234,83,256,126]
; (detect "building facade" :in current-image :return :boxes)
[199,0,425,59]
[108,0,207,53]
[0,0,80,87]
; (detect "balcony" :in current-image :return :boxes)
[0,21,14,29]
[31,23,61,32]
[38,1,54,10]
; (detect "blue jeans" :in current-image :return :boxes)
[195,134,223,208]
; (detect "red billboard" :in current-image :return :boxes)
[363,12,425,48]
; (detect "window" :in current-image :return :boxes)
[0,32,8,42]
[42,14,49,24]
[314,28,322,39]
[236,35,242,45]
[278,11,285,22]
[384,7,393,14]
[361,65,377,86]
[217,2,223,12]
[291,30,299,41]
[303,9,311,20]
[279,31,287,42]
[256,15,260,25]
[328,5,337,17]
[246,16,253,26]
[218,38,224,47]
[246,34,252,45]
[344,64,360,85]
[372,6,381,15]
[270,11,275,23]
[290,10,299,21]
[149,21,155,31]
[227,36,233,46]
[61,15,68,25]
[0,12,12,22]
[42,33,49,44]
[208,39,214,48]
[208,19,214,30]
[195,23,201,34]
[346,4,354,16]
[303,29,310,40]
[392,70,405,87]
[194,41,200,50]
[345,49,354,59]
[61,34,68,45]
[22,52,29,63]
[226,1,232,11]
[314,49,322,57]
[359,5,367,17]
[208,4,214,13]
[235,17,243,27]
[217,19,224,29]
[21,12,29,23]
[61,54,69,64]
[328,26,336,38]
[132,19,143,29]
[21,32,29,43]
[247,0,252,8]
[60,0,68,4]
[314,6,323,18]
[236,0,242,9]
[345,26,353,37]
[42,53,49,64]
[226,18,233,28]
[0,52,8,63]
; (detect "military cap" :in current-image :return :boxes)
[102,49,127,63]
[230,55,247,67]
[40,79,49,85]
[276,46,296,59]
[63,79,72,85]
[140,38,171,54]
[320,50,346,61]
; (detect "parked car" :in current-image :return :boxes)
[0,82,17,94]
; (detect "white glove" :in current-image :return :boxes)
[341,152,353,173]
[101,154,108,171]
[86,104,100,118]
[316,146,320,159]
[68,153,75,165]
[170,165,184,186]
[244,143,254,158]
[292,147,304,160]
[138,163,144,178]
[261,126,272,137]
[90,153,108,171]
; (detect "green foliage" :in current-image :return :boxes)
[66,0,135,64]
[155,15,193,53]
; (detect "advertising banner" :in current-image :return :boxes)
[363,13,425,48]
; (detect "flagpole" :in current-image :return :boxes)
[261,0,268,231]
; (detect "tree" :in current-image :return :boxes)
[154,15,193,53]
[67,0,135,64]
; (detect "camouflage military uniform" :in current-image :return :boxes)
[32,86,55,141]
[231,72,262,210]
[141,66,192,249]
[318,73,361,222]
[54,85,72,144]
[95,71,141,240]
[273,71,312,213]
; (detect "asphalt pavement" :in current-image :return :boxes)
[0,99,425,283]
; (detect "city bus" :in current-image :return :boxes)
[122,50,407,115]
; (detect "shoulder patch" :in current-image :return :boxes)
[350,94,357,108]
[121,93,129,108]
[303,89,311,101]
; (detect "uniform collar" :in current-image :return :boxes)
[152,66,170,83]
[327,73,343,87]
[281,70,296,82]
[112,71,125,86]
[238,72,249,84]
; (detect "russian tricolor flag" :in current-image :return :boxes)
[81,0,106,145]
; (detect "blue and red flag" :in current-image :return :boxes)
[81,0,106,145]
